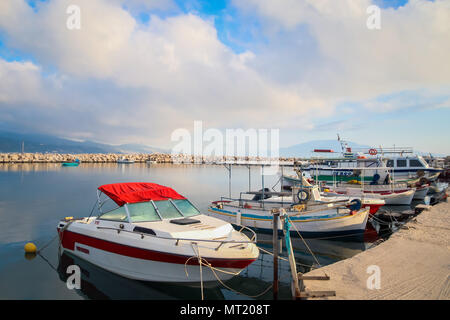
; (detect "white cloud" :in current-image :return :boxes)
[0,0,449,149]
[234,0,450,101]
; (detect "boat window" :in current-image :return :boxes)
[154,200,183,219]
[98,206,128,222]
[386,160,394,167]
[128,202,161,223]
[409,159,424,167]
[397,159,407,167]
[173,199,200,217]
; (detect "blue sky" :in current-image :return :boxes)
[0,0,449,154]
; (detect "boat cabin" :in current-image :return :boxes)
[385,156,429,170]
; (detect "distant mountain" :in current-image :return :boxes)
[115,144,168,154]
[1,130,444,157]
[0,130,164,154]
[279,140,371,157]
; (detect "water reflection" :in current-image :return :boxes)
[56,251,295,300]
[0,163,411,299]
[57,252,226,300]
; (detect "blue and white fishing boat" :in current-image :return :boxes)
[208,189,370,239]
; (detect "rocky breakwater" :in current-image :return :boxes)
[0,153,173,163]
[0,153,296,164]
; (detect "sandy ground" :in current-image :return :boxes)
[302,201,450,300]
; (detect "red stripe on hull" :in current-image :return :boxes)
[59,230,255,269]
[363,204,384,214]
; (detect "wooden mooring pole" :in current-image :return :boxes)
[272,210,279,300]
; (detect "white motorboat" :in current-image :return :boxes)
[57,182,259,283]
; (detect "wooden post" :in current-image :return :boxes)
[273,210,279,300]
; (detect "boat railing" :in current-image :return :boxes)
[217,195,293,209]
[95,224,257,251]
[215,195,352,214]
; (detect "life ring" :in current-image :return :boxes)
[369,148,377,155]
[297,189,310,204]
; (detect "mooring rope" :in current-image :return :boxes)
[285,215,329,277]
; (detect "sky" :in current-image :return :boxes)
[0,0,449,154]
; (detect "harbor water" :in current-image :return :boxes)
[0,163,407,300]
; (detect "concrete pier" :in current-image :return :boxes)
[302,201,450,300]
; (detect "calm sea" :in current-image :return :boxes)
[0,163,384,300]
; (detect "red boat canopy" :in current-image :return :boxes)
[98,182,186,206]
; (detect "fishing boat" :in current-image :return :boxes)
[293,136,442,183]
[208,187,371,239]
[57,182,259,283]
[323,181,429,201]
[117,157,135,164]
[297,159,391,183]
[324,187,415,205]
[270,174,385,215]
[286,164,417,205]
[62,159,80,167]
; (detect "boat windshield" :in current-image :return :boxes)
[128,202,160,223]
[98,206,128,222]
[172,199,200,217]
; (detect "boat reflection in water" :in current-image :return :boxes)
[256,233,369,268]
[57,251,296,300]
[57,252,226,300]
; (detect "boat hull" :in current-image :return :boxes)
[208,206,370,239]
[326,188,415,205]
[62,162,79,167]
[413,186,429,200]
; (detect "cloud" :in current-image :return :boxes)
[0,0,449,150]
[0,0,335,146]
[233,0,450,100]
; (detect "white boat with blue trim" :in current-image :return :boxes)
[208,188,370,239]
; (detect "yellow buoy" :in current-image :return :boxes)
[24,242,37,254]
